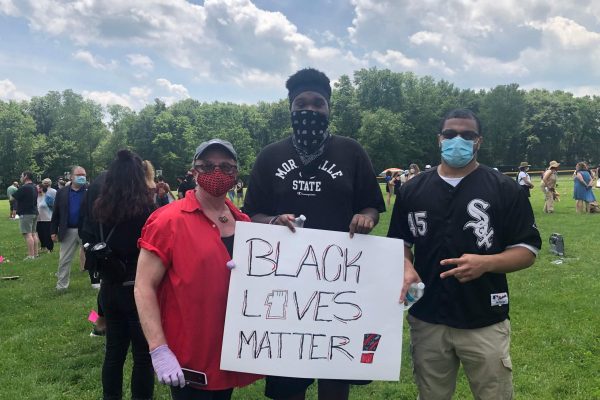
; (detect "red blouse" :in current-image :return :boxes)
[139,190,262,390]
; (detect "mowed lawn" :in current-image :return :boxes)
[0,177,598,399]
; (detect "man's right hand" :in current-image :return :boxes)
[272,214,297,232]
[51,234,58,242]
[400,258,421,303]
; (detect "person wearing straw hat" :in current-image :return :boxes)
[541,161,560,213]
[517,162,534,197]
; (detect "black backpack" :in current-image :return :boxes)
[549,233,565,256]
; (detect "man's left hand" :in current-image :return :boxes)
[439,253,489,283]
[349,214,375,238]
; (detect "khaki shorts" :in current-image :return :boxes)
[19,214,38,234]
[408,315,513,400]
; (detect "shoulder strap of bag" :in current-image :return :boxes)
[99,223,118,243]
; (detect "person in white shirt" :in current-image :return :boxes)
[37,178,57,252]
[517,162,534,198]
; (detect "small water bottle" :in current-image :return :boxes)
[405,282,425,310]
[293,215,306,228]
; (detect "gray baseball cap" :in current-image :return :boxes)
[193,139,238,161]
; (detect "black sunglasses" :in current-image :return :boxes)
[440,129,480,141]
[194,163,238,175]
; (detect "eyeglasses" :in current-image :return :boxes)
[194,163,238,175]
[440,129,480,141]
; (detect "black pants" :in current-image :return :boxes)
[171,386,233,400]
[101,282,154,400]
[36,221,54,251]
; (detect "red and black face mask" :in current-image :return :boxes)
[196,170,237,198]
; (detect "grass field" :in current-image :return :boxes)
[0,177,599,399]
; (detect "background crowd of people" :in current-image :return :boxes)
[381,160,600,216]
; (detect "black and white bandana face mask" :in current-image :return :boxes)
[291,110,330,165]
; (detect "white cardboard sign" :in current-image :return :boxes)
[220,222,404,381]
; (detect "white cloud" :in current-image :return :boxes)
[462,52,528,77]
[82,85,158,109]
[0,79,29,100]
[129,86,152,100]
[82,81,196,109]
[156,78,189,98]
[564,85,600,97]
[527,17,600,49]
[7,0,362,87]
[5,0,600,99]
[128,86,154,108]
[426,58,455,76]
[82,90,131,107]
[319,30,346,48]
[0,0,19,16]
[369,50,458,76]
[127,53,154,70]
[73,50,117,70]
[348,0,600,89]
[514,17,600,85]
[409,31,443,46]
[370,50,418,69]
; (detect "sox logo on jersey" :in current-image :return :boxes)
[463,199,494,249]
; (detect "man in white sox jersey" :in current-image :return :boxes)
[388,109,541,400]
[244,68,385,400]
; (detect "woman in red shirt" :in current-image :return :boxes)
[135,139,261,400]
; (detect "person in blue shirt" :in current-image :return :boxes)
[51,166,88,290]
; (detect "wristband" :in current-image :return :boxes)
[269,215,280,225]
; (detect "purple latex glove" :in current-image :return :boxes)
[226,260,236,270]
[150,344,185,387]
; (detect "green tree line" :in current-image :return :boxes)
[2,68,600,187]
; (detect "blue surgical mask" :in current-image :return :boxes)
[74,176,87,185]
[441,136,475,168]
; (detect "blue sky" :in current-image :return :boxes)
[2,0,600,109]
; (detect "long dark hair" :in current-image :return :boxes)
[94,149,155,224]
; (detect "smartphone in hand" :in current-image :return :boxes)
[182,368,208,388]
